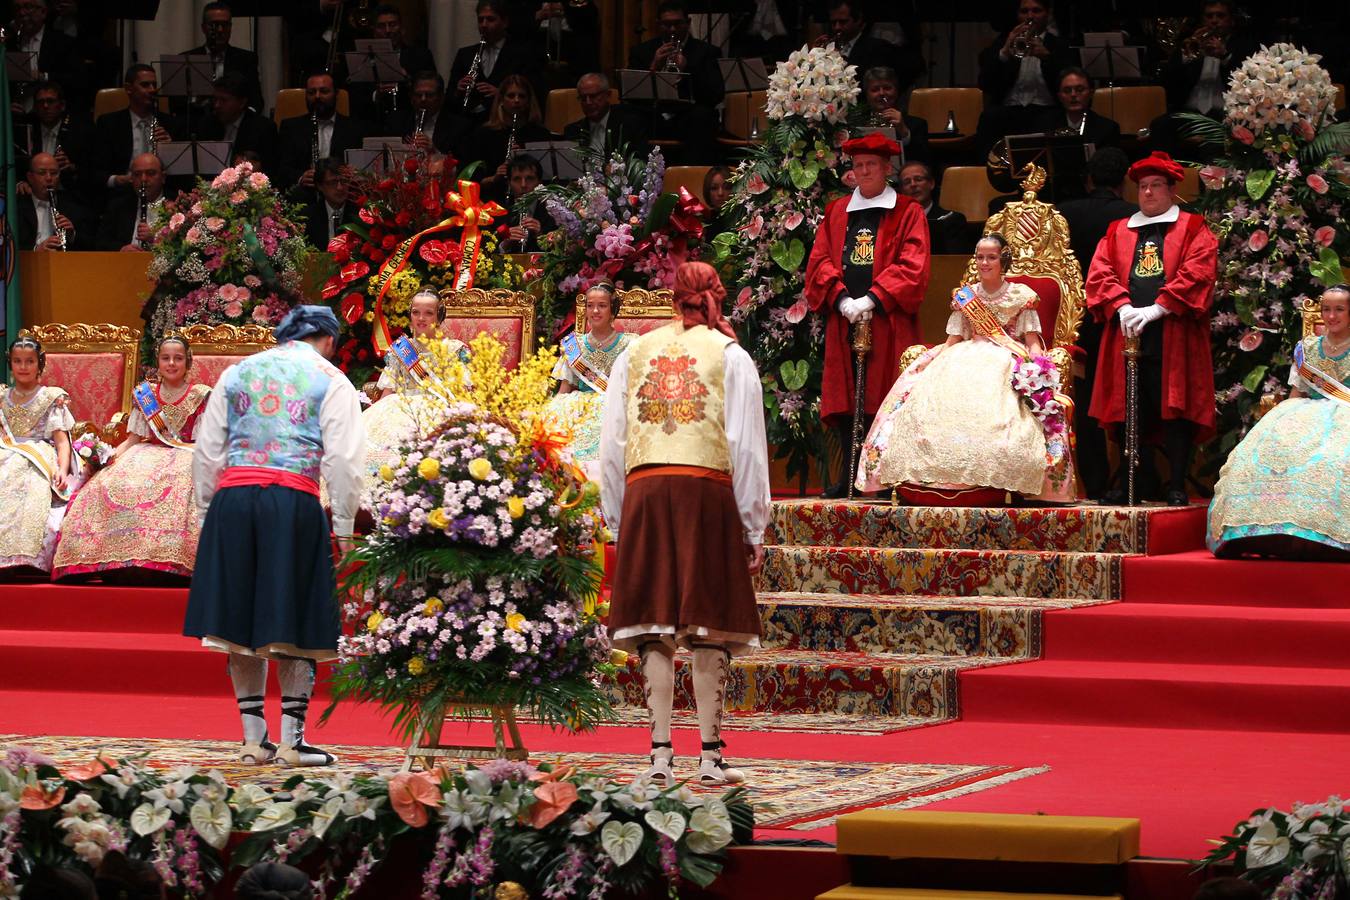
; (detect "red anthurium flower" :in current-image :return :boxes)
[358,207,376,225]
[340,293,365,324]
[381,234,398,250]
[419,241,449,265]
[395,210,412,227]
[341,261,371,282]
[321,275,345,299]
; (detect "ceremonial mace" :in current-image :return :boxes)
[1123,334,1141,506]
[847,319,872,500]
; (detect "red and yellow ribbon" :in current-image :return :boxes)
[368,180,506,356]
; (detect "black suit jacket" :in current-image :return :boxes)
[348,44,439,125]
[1160,33,1259,112]
[899,113,930,164]
[17,192,94,251]
[182,44,264,112]
[978,31,1078,106]
[1033,108,1122,148]
[500,195,557,254]
[627,35,725,109]
[926,203,970,255]
[17,113,96,199]
[449,38,545,121]
[94,191,172,251]
[198,109,279,174]
[92,109,183,195]
[299,198,359,252]
[383,108,471,159]
[276,114,368,191]
[7,28,83,108]
[1055,188,1138,276]
[561,106,650,155]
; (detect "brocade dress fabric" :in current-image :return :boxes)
[858,281,1049,495]
[1208,335,1350,557]
[545,330,634,473]
[0,386,76,571]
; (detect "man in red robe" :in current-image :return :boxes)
[805,132,930,497]
[1085,150,1218,506]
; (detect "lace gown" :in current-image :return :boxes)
[1208,335,1350,558]
[858,282,1049,496]
[0,386,77,571]
[52,383,211,579]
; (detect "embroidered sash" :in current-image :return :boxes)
[0,391,72,501]
[1295,341,1350,406]
[561,332,610,393]
[132,381,194,450]
[953,286,1028,358]
[390,335,456,402]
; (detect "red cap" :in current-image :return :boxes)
[841,132,903,159]
[1128,150,1186,185]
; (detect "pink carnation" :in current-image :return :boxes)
[244,274,262,288]
[185,226,203,245]
[1307,174,1329,194]
[1247,230,1269,252]
[168,212,186,231]
[251,305,270,324]
[229,190,248,204]
[1315,225,1336,248]
[223,300,244,318]
[1232,124,1255,145]
[248,172,269,189]
[212,166,239,189]
[204,216,226,233]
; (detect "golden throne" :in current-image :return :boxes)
[439,288,536,368]
[896,163,1086,501]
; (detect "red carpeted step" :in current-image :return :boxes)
[1124,551,1350,607]
[1043,604,1350,668]
[0,584,189,633]
[959,659,1350,732]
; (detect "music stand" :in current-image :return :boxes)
[718,58,768,93]
[361,136,407,150]
[523,141,584,181]
[617,69,683,104]
[160,140,232,179]
[1004,132,1091,202]
[1078,37,1143,85]
[159,54,216,99]
[345,39,404,84]
[5,51,37,82]
[346,146,416,177]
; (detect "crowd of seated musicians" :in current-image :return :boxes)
[14,0,1347,252]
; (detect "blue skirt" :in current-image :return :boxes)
[183,484,339,660]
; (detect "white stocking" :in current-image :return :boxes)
[227,653,269,747]
[639,641,675,746]
[691,645,732,753]
[277,657,333,765]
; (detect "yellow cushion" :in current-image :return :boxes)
[836,812,1140,865]
[818,888,1122,900]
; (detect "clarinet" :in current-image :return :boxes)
[148,113,159,156]
[462,40,486,111]
[310,111,321,172]
[504,112,519,170]
[49,188,67,251]
[136,181,149,248]
[414,108,428,159]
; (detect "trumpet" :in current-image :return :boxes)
[663,35,684,72]
[462,40,486,111]
[1181,26,1224,62]
[49,188,67,251]
[1009,23,1044,59]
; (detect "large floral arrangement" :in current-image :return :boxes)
[323,159,528,386]
[0,746,751,898]
[142,161,310,362]
[1179,43,1350,458]
[533,147,707,335]
[712,44,859,487]
[1199,795,1350,898]
[329,335,615,737]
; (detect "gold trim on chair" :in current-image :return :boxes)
[1300,295,1323,340]
[574,287,675,327]
[24,323,141,419]
[177,323,277,356]
[440,288,537,359]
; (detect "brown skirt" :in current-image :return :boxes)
[608,469,761,656]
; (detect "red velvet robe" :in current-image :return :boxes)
[804,192,931,425]
[1085,209,1219,441]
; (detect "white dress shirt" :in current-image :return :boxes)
[33,197,55,247]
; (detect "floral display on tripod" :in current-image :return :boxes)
[1178,42,1350,459]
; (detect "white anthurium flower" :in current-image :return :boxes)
[194,781,227,804]
[599,820,644,866]
[190,798,232,850]
[231,783,273,812]
[568,801,611,836]
[644,810,687,842]
[340,793,382,821]
[129,802,172,837]
[1245,820,1291,869]
[289,783,317,804]
[311,796,344,840]
[686,806,734,854]
[251,801,298,832]
[1294,819,1331,842]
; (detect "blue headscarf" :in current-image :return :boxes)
[274,305,341,343]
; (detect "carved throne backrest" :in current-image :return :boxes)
[440,288,536,369]
[960,164,1086,354]
[27,323,141,426]
[178,323,277,388]
[575,287,676,339]
[1300,295,1324,339]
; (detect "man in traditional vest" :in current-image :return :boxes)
[600,261,771,787]
[1085,151,1218,506]
[184,306,365,766]
[804,131,930,497]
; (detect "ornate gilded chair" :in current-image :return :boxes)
[440,289,537,368]
[30,323,141,426]
[178,323,277,388]
[574,287,675,338]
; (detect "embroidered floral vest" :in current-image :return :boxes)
[222,342,336,481]
[623,322,732,474]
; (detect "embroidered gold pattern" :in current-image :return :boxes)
[848,228,876,266]
[1133,240,1163,278]
[636,350,709,435]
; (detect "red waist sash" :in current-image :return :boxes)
[627,464,732,487]
[218,466,320,497]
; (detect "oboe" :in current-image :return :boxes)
[49,188,67,251]
[462,40,486,111]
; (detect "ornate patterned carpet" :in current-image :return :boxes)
[610,502,1177,733]
[0,734,1046,831]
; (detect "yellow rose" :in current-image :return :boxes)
[426,508,449,530]
[505,612,526,632]
[407,656,426,676]
[506,496,526,519]
[609,649,629,667]
[366,612,384,632]
[424,598,444,615]
[468,457,493,480]
[378,464,395,483]
[417,457,441,480]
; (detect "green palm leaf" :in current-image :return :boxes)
[1301,121,1350,163]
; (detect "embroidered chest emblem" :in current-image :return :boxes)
[849,227,875,266]
[636,351,709,434]
[1134,240,1163,278]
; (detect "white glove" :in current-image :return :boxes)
[853,295,875,322]
[838,296,861,323]
[1136,303,1168,327]
[1118,305,1144,338]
